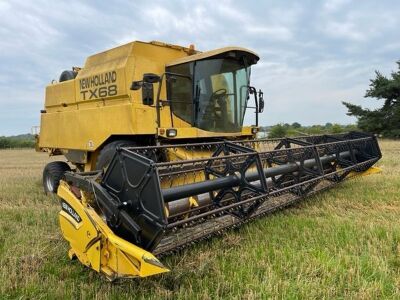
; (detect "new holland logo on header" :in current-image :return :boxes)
[61,201,82,223]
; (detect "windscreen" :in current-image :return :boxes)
[167,58,250,133]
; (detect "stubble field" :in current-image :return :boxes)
[0,140,399,299]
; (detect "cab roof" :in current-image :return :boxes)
[166,46,259,67]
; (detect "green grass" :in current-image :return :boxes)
[0,141,399,299]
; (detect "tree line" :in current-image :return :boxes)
[0,134,36,149]
[261,123,358,138]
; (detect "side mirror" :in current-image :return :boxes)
[142,82,154,105]
[258,90,264,113]
[130,81,142,90]
[143,73,161,84]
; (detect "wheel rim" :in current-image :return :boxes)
[46,175,54,192]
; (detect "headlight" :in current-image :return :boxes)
[166,129,177,137]
[251,127,259,134]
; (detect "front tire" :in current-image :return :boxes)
[95,140,137,170]
[43,161,71,194]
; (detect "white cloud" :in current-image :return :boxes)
[324,0,351,12]
[245,25,293,41]
[322,21,367,41]
[141,5,215,35]
[0,7,60,52]
[319,2,399,43]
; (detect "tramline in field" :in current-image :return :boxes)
[37,40,382,280]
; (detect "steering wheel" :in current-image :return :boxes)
[212,88,227,98]
[211,88,228,106]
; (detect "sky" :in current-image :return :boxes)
[0,0,399,135]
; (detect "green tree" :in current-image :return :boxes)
[291,122,301,128]
[308,125,324,135]
[343,61,400,138]
[0,135,35,149]
[331,124,343,134]
[0,137,11,148]
[268,124,288,138]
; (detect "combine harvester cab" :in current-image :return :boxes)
[59,131,381,279]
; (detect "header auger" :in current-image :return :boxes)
[37,40,382,280]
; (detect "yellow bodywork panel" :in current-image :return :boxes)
[57,181,169,280]
[40,103,139,150]
[348,166,382,178]
[45,80,76,107]
[156,127,252,139]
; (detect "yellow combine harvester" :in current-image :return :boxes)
[37,40,382,280]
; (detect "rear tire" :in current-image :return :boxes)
[43,161,71,194]
[96,140,137,170]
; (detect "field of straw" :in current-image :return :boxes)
[0,140,399,299]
